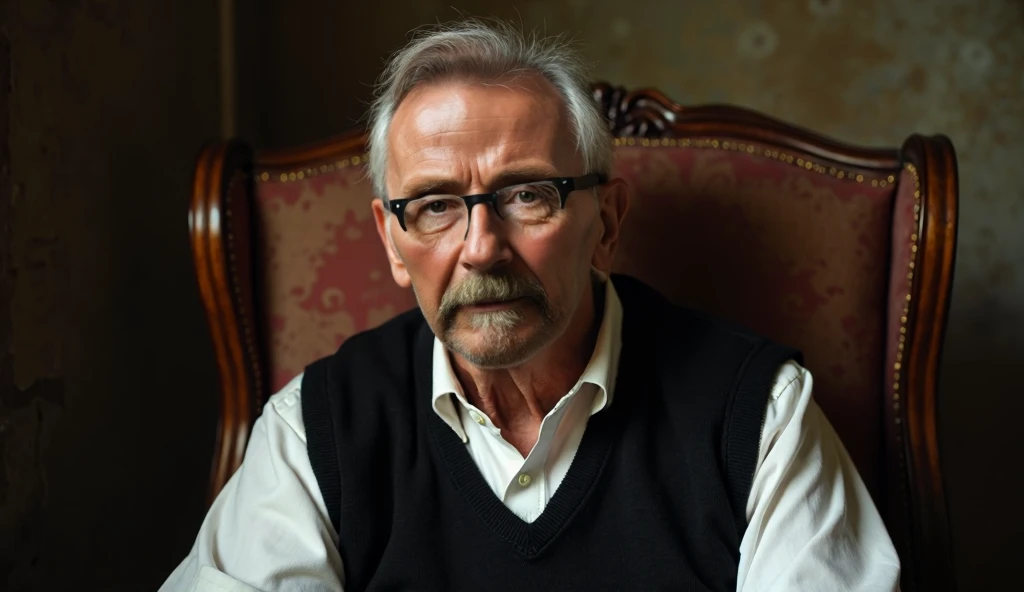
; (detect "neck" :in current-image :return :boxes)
[450,281,605,456]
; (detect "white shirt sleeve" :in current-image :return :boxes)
[736,361,902,592]
[159,375,344,592]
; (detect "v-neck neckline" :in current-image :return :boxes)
[413,322,639,559]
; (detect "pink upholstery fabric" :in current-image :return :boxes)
[611,145,897,496]
[254,165,416,392]
[253,143,902,498]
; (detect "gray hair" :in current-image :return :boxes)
[367,18,613,199]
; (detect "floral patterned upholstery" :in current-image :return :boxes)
[255,163,417,392]
[610,142,898,497]
[254,141,903,498]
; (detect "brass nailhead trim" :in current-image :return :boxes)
[891,162,920,559]
[258,155,367,183]
[615,137,885,183]
[224,172,264,404]
[258,139,893,184]
[892,162,920,421]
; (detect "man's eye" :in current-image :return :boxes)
[515,190,538,203]
[427,200,448,213]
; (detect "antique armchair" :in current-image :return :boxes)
[189,83,958,591]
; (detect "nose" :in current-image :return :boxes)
[459,202,512,272]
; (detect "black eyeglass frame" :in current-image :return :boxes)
[385,173,608,233]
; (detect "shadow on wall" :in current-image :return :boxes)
[938,295,1024,588]
[2,0,221,590]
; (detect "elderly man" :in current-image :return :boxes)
[163,19,900,592]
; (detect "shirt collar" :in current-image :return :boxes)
[431,278,624,442]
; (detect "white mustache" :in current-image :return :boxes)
[438,273,545,326]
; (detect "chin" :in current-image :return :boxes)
[445,313,554,369]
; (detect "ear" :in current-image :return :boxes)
[590,178,630,277]
[372,198,412,288]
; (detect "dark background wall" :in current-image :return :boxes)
[0,0,219,590]
[1,0,1021,590]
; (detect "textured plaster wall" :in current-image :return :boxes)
[0,0,220,590]
[240,0,1023,589]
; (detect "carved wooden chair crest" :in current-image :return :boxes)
[190,83,958,591]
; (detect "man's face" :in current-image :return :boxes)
[372,75,614,369]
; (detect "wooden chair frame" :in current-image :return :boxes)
[189,82,958,591]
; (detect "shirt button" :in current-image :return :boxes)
[470,411,486,425]
[517,473,532,487]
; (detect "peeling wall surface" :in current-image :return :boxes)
[1,1,220,590]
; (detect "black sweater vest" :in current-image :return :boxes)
[302,275,800,591]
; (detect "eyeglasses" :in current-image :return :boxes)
[386,173,607,241]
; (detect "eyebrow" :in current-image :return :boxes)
[399,166,562,198]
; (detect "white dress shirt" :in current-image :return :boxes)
[162,281,900,591]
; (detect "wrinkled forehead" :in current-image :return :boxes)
[385,74,582,194]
